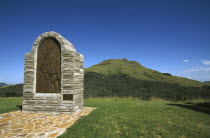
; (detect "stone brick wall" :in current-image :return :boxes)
[22,31,84,114]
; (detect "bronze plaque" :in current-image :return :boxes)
[63,94,73,101]
[36,38,61,93]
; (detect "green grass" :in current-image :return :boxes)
[60,98,210,138]
[0,97,22,114]
[0,97,209,137]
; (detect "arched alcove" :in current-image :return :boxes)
[36,38,61,93]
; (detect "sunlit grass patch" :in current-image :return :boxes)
[59,98,210,138]
[0,97,22,113]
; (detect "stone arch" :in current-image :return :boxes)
[32,32,76,53]
[22,31,84,114]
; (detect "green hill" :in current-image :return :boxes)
[0,84,23,97]
[0,83,7,87]
[85,58,204,87]
[84,58,209,100]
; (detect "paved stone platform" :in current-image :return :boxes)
[0,107,95,138]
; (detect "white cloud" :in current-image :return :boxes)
[202,60,210,65]
[183,59,189,63]
[184,67,210,73]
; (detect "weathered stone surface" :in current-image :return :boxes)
[62,78,74,84]
[61,62,74,68]
[61,67,74,73]
[62,73,74,79]
[23,31,84,114]
[23,94,34,99]
[0,108,95,137]
[61,84,74,90]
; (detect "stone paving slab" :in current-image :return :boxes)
[0,107,95,138]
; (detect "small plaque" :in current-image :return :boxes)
[63,94,73,101]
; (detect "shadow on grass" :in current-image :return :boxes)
[167,102,210,115]
[16,105,22,111]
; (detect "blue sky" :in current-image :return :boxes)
[0,0,210,84]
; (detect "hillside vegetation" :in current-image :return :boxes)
[84,72,210,101]
[204,81,210,85]
[85,58,204,87]
[0,84,23,97]
[1,59,209,101]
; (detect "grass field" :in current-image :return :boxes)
[0,97,22,114]
[0,97,210,137]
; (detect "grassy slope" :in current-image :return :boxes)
[0,97,209,137]
[59,98,210,138]
[85,58,204,87]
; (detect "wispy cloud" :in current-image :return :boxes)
[184,67,210,73]
[202,60,210,65]
[183,59,189,63]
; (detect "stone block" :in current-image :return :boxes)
[74,78,83,83]
[48,100,60,105]
[24,59,34,65]
[37,100,48,104]
[57,106,68,111]
[74,68,80,73]
[34,105,45,110]
[61,84,74,90]
[22,105,33,110]
[23,89,33,94]
[75,61,80,68]
[62,56,74,62]
[62,51,75,57]
[74,83,83,89]
[46,106,56,110]
[34,94,61,99]
[23,84,34,91]
[61,79,74,84]
[74,89,83,94]
[61,89,74,94]
[25,53,34,60]
[61,100,74,104]
[23,94,34,99]
[61,68,73,73]
[62,73,74,79]
[24,64,35,69]
[74,73,80,78]
[25,100,37,104]
[61,62,74,68]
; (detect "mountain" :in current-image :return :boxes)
[85,58,204,87]
[84,58,210,100]
[0,83,7,87]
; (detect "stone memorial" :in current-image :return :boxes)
[22,31,84,114]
